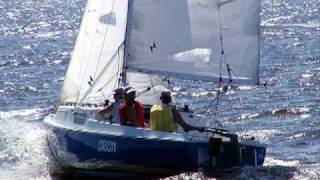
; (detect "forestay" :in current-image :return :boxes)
[60,0,128,104]
[126,0,260,85]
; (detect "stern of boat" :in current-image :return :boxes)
[197,130,266,175]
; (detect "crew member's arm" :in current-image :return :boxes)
[96,104,113,120]
[172,107,204,132]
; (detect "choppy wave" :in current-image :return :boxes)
[237,106,312,121]
[0,108,47,121]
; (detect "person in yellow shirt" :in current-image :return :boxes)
[150,89,204,133]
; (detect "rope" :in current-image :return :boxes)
[148,75,161,104]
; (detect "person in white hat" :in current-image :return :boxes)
[119,86,145,127]
[96,87,124,123]
[150,89,204,133]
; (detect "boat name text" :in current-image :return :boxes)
[97,140,117,152]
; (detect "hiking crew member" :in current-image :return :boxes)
[150,89,204,133]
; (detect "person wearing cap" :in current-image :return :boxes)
[96,87,124,123]
[150,89,204,133]
[119,86,145,127]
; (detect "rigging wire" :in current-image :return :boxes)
[106,49,122,101]
[191,90,215,127]
[98,47,123,102]
[77,44,124,106]
[208,2,226,129]
[93,0,116,79]
[148,75,161,104]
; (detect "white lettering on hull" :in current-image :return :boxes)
[97,140,117,152]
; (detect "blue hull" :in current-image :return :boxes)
[47,126,266,176]
[44,108,266,177]
[49,128,204,174]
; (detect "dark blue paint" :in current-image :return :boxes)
[49,126,265,175]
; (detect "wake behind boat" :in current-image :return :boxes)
[44,0,266,178]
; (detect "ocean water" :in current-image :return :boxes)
[0,0,319,179]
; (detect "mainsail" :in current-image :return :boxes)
[126,0,260,84]
[60,0,128,104]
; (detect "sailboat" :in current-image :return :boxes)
[44,0,266,177]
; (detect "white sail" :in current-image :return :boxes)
[126,0,260,85]
[60,0,128,104]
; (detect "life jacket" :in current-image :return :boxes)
[150,104,177,132]
[119,101,145,128]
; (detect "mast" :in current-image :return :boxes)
[121,0,133,87]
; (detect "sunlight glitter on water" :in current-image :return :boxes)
[0,113,50,180]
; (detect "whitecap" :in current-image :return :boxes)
[264,157,300,167]
[239,129,280,141]
[23,45,32,50]
[52,60,62,64]
[238,85,254,90]
[239,113,260,120]
[24,86,38,92]
[35,31,62,38]
[300,114,311,119]
[288,132,305,140]
[301,73,314,78]
[0,108,46,121]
